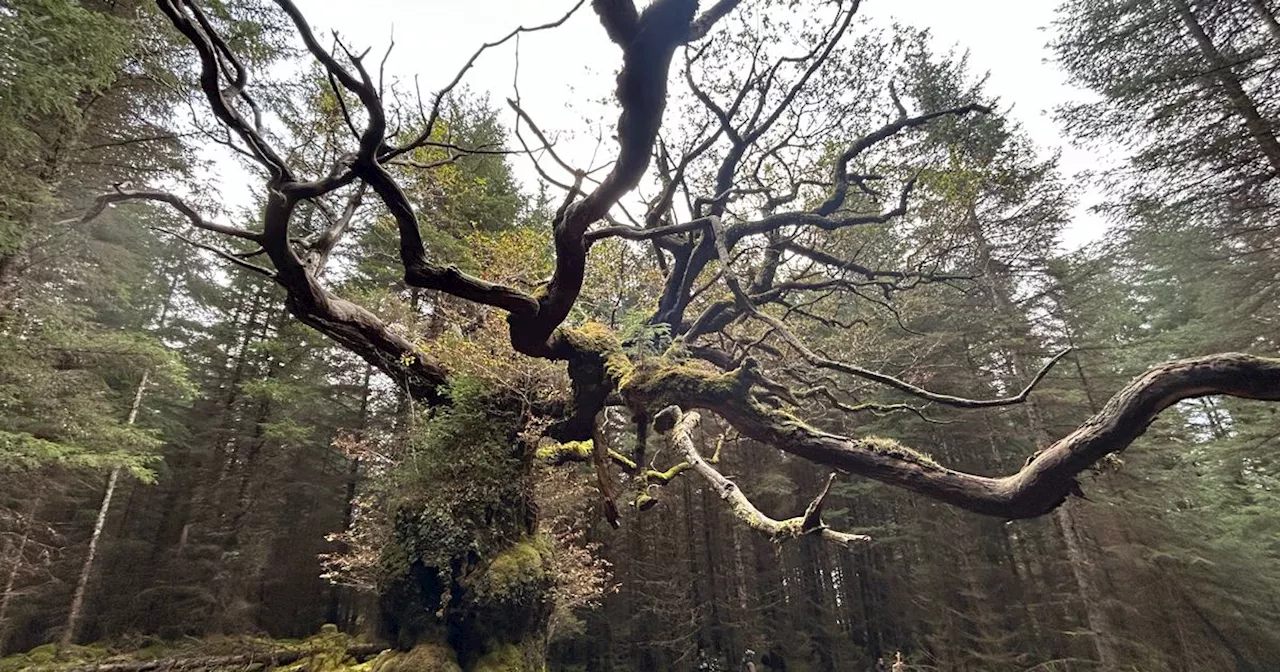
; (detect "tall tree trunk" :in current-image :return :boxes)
[969,212,1124,671]
[0,522,32,653]
[1054,504,1121,671]
[1175,584,1258,671]
[1172,0,1280,174]
[0,251,24,317]
[62,370,149,646]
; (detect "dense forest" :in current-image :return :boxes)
[1,0,1279,670]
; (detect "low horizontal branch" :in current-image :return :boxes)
[661,408,869,546]
[628,353,1280,520]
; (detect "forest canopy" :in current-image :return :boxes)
[2,0,1279,670]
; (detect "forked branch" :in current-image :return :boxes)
[659,407,869,546]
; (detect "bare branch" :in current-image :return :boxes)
[157,0,290,178]
[709,215,1067,408]
[307,182,368,271]
[150,226,276,278]
[795,385,950,424]
[587,216,712,243]
[816,103,992,216]
[800,473,836,532]
[388,0,588,159]
[688,0,743,40]
[85,190,260,241]
[508,97,581,188]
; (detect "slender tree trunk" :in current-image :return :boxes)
[327,365,372,627]
[0,528,31,652]
[1054,504,1122,671]
[970,213,1124,670]
[1172,0,1280,174]
[1175,585,1257,671]
[0,252,23,316]
[62,370,149,646]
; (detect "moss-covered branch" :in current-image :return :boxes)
[625,352,1280,520]
[535,437,711,487]
[658,407,869,546]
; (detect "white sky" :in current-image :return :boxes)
[276,0,1109,248]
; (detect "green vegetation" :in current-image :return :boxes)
[1,0,1278,670]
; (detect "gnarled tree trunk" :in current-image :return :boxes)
[376,390,551,671]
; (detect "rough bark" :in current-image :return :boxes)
[627,353,1280,519]
[1055,502,1121,671]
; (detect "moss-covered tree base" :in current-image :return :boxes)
[375,380,553,671]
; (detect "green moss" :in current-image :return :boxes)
[470,644,525,672]
[534,439,593,464]
[0,642,116,670]
[607,449,637,471]
[632,492,659,511]
[861,436,942,470]
[645,462,690,484]
[558,322,634,385]
[27,644,57,660]
[277,624,360,672]
[477,538,548,602]
[603,350,635,386]
[0,634,379,672]
[370,643,461,672]
[622,358,743,411]
[558,322,621,354]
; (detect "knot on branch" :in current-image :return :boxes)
[653,405,683,434]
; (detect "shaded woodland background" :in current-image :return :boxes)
[2,0,1280,670]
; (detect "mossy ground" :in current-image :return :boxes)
[0,627,381,672]
[369,642,460,672]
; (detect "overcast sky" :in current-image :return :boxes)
[278,0,1108,248]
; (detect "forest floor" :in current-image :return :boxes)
[0,627,387,671]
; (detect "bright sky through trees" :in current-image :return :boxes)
[239,0,1109,247]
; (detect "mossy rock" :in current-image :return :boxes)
[279,624,359,672]
[371,643,461,672]
[0,642,115,670]
[470,643,526,671]
[23,644,58,664]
